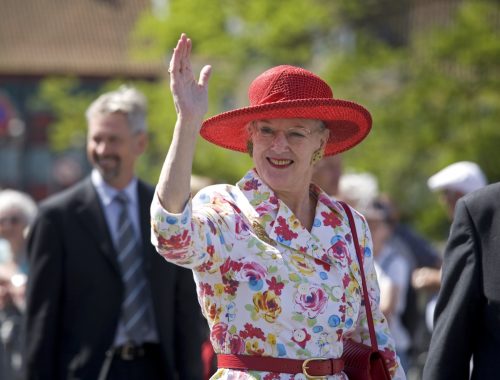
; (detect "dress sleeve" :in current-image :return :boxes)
[352,212,407,379]
[150,187,232,271]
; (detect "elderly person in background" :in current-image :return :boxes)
[0,189,37,274]
[151,33,405,379]
[427,161,487,220]
[414,161,488,331]
[337,172,379,211]
[312,154,343,196]
[0,189,36,380]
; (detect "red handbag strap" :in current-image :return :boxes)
[339,201,378,351]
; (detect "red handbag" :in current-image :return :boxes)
[339,201,392,380]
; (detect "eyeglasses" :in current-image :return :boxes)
[0,215,23,226]
[252,124,321,146]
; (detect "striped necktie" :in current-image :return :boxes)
[115,192,151,343]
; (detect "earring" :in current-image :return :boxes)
[311,149,324,165]
[246,140,253,157]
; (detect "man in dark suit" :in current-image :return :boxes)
[423,182,500,380]
[24,86,203,380]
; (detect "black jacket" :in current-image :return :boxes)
[24,177,203,380]
[424,182,500,380]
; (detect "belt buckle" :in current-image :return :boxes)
[120,342,136,361]
[302,357,326,380]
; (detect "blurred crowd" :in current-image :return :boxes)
[312,157,487,379]
[0,189,37,379]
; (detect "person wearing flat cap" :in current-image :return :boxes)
[151,33,406,379]
[412,161,488,327]
[427,161,487,220]
[423,162,500,379]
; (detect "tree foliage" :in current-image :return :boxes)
[38,0,500,241]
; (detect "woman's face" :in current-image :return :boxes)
[249,118,329,196]
[0,207,27,248]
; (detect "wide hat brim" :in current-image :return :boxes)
[200,98,372,156]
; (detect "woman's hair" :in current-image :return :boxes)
[85,85,148,134]
[0,189,38,225]
[338,172,379,210]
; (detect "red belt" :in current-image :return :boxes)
[217,354,344,378]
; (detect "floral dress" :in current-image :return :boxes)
[151,169,405,380]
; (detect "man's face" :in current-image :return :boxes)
[312,155,343,196]
[86,112,146,189]
[440,189,465,220]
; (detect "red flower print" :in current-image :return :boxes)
[264,374,280,380]
[244,178,260,191]
[321,211,342,228]
[207,245,215,256]
[314,257,331,271]
[164,230,191,250]
[157,234,170,249]
[330,239,348,262]
[228,334,245,354]
[292,328,311,348]
[234,215,250,235]
[336,329,343,341]
[196,260,213,273]
[210,322,228,347]
[274,216,298,241]
[237,262,267,283]
[266,276,284,296]
[294,284,328,318]
[228,201,243,214]
[342,273,351,288]
[199,282,214,297]
[224,279,239,296]
[221,258,244,275]
[239,323,266,340]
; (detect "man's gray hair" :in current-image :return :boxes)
[85,85,147,133]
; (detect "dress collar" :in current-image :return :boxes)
[236,169,348,268]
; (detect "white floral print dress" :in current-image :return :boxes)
[151,169,405,380]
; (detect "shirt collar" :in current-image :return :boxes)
[91,169,138,207]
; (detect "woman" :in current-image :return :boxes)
[0,189,36,380]
[151,34,405,379]
[0,189,37,274]
[362,197,412,372]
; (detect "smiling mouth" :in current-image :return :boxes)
[268,158,293,168]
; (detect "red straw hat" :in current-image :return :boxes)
[200,65,372,156]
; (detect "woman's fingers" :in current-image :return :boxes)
[199,65,212,88]
[168,33,187,75]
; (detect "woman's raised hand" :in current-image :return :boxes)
[168,34,212,127]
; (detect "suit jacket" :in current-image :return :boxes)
[24,177,204,380]
[423,182,500,380]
